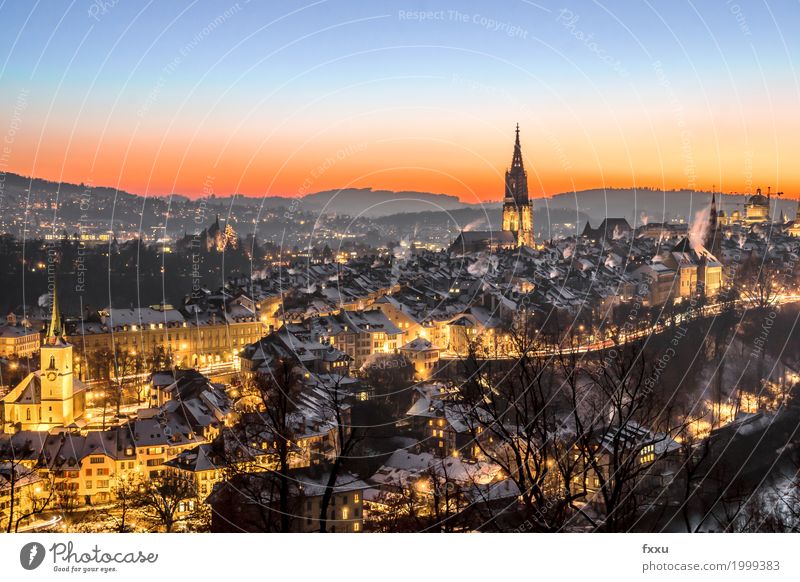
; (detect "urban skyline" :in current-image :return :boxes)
[2,4,800,569]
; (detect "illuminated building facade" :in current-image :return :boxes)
[1,289,86,433]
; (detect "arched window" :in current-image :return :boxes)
[26,409,31,421]
[48,355,56,370]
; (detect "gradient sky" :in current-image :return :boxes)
[1,0,798,203]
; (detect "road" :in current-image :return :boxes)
[442,294,800,360]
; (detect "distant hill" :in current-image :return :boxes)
[0,173,477,218]
[301,188,474,217]
[1,172,796,235]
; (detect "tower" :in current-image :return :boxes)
[39,283,79,427]
[502,124,534,247]
[1,282,84,432]
[705,192,721,257]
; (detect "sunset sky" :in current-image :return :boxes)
[1,1,798,203]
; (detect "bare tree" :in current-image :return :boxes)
[739,255,782,309]
[457,315,582,532]
[567,339,684,532]
[317,374,364,533]
[110,473,143,532]
[220,357,303,532]
[0,439,54,532]
[132,477,194,532]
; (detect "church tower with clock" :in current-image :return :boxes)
[1,283,85,433]
[39,285,82,428]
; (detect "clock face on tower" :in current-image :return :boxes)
[46,371,57,382]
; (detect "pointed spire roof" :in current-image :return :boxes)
[510,123,524,171]
[504,124,529,205]
[46,280,64,343]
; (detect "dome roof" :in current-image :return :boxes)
[748,189,769,206]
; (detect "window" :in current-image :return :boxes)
[353,493,359,503]
[342,507,349,520]
[85,481,92,490]
[90,456,104,464]
[98,480,109,488]
[85,469,92,477]
[353,522,360,532]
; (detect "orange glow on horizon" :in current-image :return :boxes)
[7,123,800,202]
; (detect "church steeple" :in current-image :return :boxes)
[511,123,523,170]
[709,192,718,226]
[46,280,64,343]
[504,124,529,205]
[502,124,534,247]
[705,192,721,256]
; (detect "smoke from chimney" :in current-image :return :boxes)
[688,206,711,251]
[462,219,486,232]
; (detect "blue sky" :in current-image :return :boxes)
[1,0,797,199]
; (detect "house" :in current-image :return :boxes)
[399,337,440,379]
[572,422,681,506]
[581,218,633,243]
[208,467,368,532]
[0,313,40,357]
[448,231,517,255]
[164,442,225,501]
[402,384,475,458]
[366,448,520,531]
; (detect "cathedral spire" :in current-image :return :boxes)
[46,280,63,343]
[505,124,528,204]
[510,123,524,171]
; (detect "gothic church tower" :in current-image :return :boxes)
[501,124,534,247]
